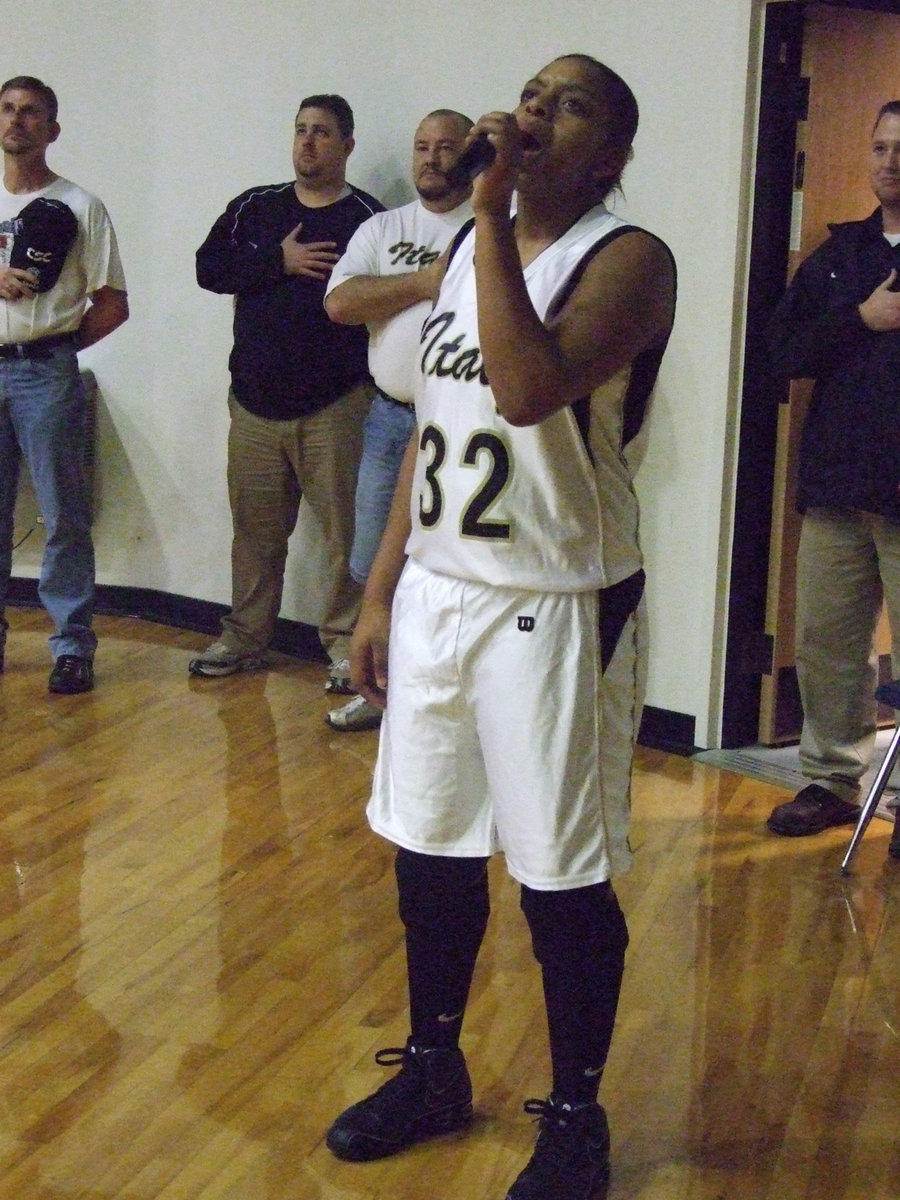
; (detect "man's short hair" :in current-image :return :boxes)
[874,101,900,132]
[298,93,354,138]
[421,109,475,135]
[0,75,58,123]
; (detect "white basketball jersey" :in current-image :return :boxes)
[407,204,667,591]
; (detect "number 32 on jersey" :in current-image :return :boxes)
[417,423,513,541]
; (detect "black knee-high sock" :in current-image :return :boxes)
[520,881,629,1105]
[395,848,490,1050]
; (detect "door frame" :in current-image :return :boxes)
[722,0,804,747]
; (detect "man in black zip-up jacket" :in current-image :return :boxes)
[189,94,383,687]
[767,101,900,838]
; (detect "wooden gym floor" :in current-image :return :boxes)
[1,609,899,1200]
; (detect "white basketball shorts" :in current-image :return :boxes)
[366,558,639,890]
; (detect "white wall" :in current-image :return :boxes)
[5,0,761,748]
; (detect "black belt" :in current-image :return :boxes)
[377,387,415,409]
[0,332,76,360]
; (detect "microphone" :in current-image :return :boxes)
[446,134,496,187]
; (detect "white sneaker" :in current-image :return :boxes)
[325,657,355,694]
[325,694,383,732]
[188,641,266,677]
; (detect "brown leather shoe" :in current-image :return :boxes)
[767,784,859,836]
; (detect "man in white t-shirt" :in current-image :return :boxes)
[0,76,128,694]
[323,109,473,731]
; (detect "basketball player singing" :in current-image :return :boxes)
[325,53,676,1200]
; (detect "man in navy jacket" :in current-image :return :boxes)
[767,101,900,837]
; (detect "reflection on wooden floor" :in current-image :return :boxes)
[1,609,899,1200]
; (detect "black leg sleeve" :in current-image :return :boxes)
[395,848,491,1049]
[520,881,629,1103]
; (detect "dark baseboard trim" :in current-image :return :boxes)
[638,705,698,756]
[10,578,701,750]
[8,577,328,662]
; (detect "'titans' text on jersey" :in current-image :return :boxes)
[420,309,489,386]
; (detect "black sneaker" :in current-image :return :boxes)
[766,783,859,836]
[506,1095,611,1200]
[48,654,94,695]
[326,1039,473,1162]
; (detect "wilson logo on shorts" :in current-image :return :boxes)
[517,616,535,632]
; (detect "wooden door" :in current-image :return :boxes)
[758,1,900,744]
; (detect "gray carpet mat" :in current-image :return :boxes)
[694,731,899,823]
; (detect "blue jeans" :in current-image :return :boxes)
[349,391,416,585]
[0,343,96,659]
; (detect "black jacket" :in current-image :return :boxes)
[196,182,384,419]
[768,208,900,519]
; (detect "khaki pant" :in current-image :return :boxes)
[796,507,900,801]
[220,383,372,662]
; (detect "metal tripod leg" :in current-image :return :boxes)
[840,722,900,874]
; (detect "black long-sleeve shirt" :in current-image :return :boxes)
[768,208,900,518]
[196,181,384,419]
